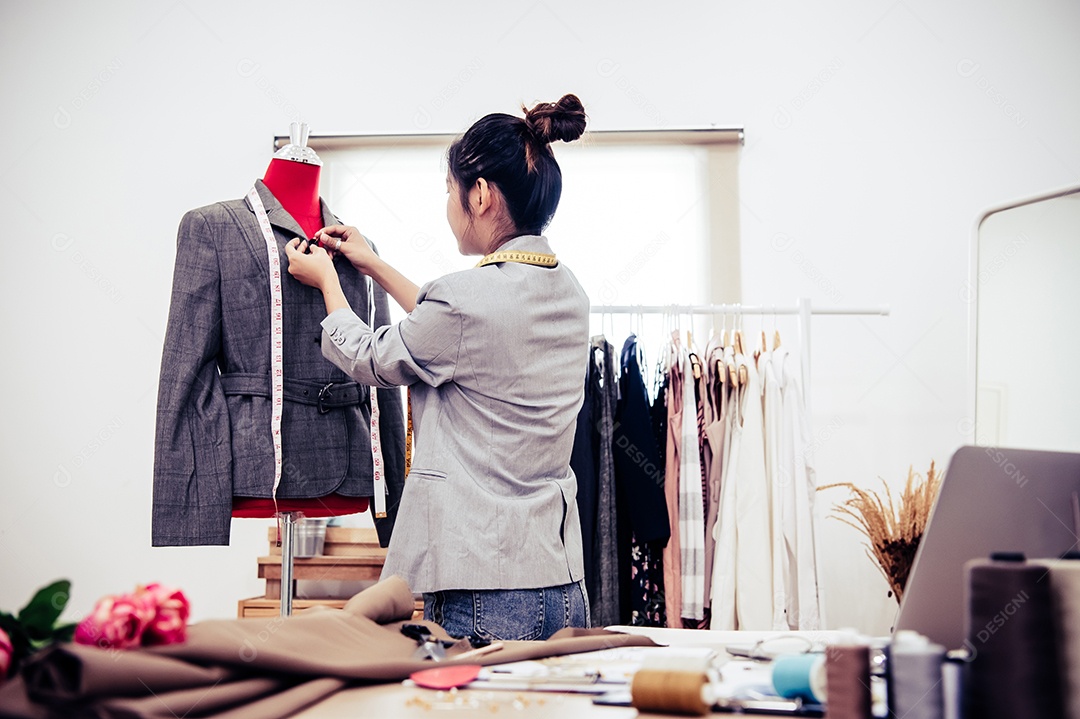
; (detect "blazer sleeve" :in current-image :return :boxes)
[152,208,233,546]
[320,276,462,389]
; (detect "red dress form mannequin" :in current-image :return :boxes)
[231,152,369,520]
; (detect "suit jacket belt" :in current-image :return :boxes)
[220,372,369,409]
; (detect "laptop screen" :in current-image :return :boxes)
[892,445,1080,650]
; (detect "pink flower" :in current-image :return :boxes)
[74,592,157,650]
[0,625,13,680]
[138,583,190,646]
[73,583,191,651]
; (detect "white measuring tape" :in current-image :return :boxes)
[248,187,286,504]
[366,275,387,517]
[248,186,387,517]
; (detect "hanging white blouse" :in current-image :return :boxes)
[731,349,774,629]
[710,345,775,630]
[761,347,789,630]
[776,345,823,630]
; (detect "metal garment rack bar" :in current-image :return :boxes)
[588,298,891,420]
[588,304,889,315]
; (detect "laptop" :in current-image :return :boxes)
[892,445,1080,650]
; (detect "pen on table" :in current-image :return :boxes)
[454,642,505,661]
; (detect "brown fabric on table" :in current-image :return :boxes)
[21,647,236,703]
[0,576,656,719]
[103,678,348,719]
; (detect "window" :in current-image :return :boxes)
[295,130,743,330]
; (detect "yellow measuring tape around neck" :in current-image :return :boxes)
[476,250,558,268]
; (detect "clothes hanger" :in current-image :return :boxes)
[728,305,741,389]
[735,305,749,385]
[625,305,643,383]
[686,307,694,351]
[717,311,728,386]
[651,310,667,399]
[687,308,701,381]
[662,307,675,374]
[734,304,744,355]
[758,310,768,359]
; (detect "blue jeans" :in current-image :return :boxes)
[424,580,590,641]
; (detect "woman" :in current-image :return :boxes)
[285,94,591,640]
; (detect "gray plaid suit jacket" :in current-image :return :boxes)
[153,180,405,546]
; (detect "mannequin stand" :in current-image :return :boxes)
[239,524,396,618]
[235,495,370,618]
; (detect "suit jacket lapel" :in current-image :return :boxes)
[246,178,308,240]
[245,179,340,241]
[319,197,340,230]
[240,180,349,304]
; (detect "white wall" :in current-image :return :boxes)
[2,0,1077,634]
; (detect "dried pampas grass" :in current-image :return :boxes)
[820,462,942,603]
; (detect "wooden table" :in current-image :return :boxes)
[291,683,646,718]
[291,628,852,718]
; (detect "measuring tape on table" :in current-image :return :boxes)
[476,250,557,268]
[248,186,388,517]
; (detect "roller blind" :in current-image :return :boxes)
[294,129,742,324]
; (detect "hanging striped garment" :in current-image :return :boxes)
[679,350,706,621]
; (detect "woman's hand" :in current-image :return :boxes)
[285,239,351,315]
[285,239,338,292]
[314,225,379,274]
[313,224,422,314]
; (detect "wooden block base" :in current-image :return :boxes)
[258,555,386,599]
[238,596,423,620]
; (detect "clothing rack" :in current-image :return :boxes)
[588,298,891,419]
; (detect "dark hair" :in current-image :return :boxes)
[447,94,587,237]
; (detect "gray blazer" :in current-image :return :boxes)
[153,180,406,546]
[321,235,590,593]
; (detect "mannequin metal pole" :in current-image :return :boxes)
[279,512,296,617]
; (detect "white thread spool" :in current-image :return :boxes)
[888,630,945,719]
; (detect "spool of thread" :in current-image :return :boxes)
[965,554,1063,718]
[824,644,871,719]
[888,630,945,719]
[772,653,827,703]
[630,668,711,716]
[1033,555,1080,719]
[941,652,964,719]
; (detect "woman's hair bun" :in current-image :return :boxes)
[524,94,587,144]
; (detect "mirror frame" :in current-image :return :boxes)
[966,182,1080,444]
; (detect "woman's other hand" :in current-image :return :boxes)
[315,225,378,274]
[285,239,337,292]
